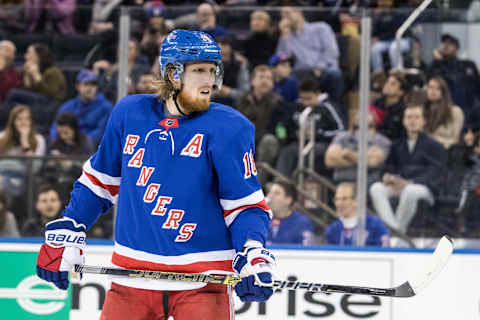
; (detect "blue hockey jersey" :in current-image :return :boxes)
[62,94,272,290]
[325,215,390,247]
[267,212,314,245]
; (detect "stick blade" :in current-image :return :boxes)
[406,236,453,296]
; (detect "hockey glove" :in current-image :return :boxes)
[36,217,86,290]
[232,246,276,302]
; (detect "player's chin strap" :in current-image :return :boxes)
[172,90,188,116]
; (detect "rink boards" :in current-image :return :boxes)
[0,239,477,320]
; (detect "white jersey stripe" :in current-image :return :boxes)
[114,242,235,265]
[78,173,118,204]
[83,158,121,186]
[224,207,273,227]
[220,189,265,211]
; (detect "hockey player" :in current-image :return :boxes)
[35,30,276,319]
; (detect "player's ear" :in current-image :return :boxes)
[168,70,181,90]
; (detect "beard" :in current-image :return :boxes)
[177,89,211,114]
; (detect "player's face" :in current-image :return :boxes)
[36,190,61,218]
[178,62,216,113]
[266,184,292,213]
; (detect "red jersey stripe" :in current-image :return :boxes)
[223,200,270,218]
[112,252,234,273]
[83,170,120,197]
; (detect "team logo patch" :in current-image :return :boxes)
[159,118,179,131]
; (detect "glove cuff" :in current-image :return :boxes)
[45,217,87,249]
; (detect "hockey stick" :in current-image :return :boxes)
[74,236,453,298]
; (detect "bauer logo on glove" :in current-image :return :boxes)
[46,233,86,247]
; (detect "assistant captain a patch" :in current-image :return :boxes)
[180,134,204,158]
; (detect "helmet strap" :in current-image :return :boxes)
[173,90,187,116]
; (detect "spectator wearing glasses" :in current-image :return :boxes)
[326,182,390,246]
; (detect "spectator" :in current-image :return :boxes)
[0,189,20,237]
[44,112,92,202]
[269,52,299,103]
[0,104,46,156]
[326,182,390,246]
[276,77,344,178]
[135,72,156,94]
[0,40,21,104]
[140,1,169,65]
[325,111,391,186]
[370,71,409,141]
[235,65,281,146]
[242,10,278,70]
[22,43,67,102]
[428,33,480,114]
[192,2,227,38]
[88,0,127,34]
[0,104,46,220]
[21,184,62,237]
[24,0,76,34]
[49,112,95,156]
[0,1,24,34]
[369,104,447,233]
[213,35,249,106]
[424,76,464,149]
[370,0,411,72]
[50,69,113,145]
[103,39,151,101]
[235,65,295,183]
[370,71,388,104]
[266,181,314,245]
[277,6,343,103]
[448,127,480,234]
